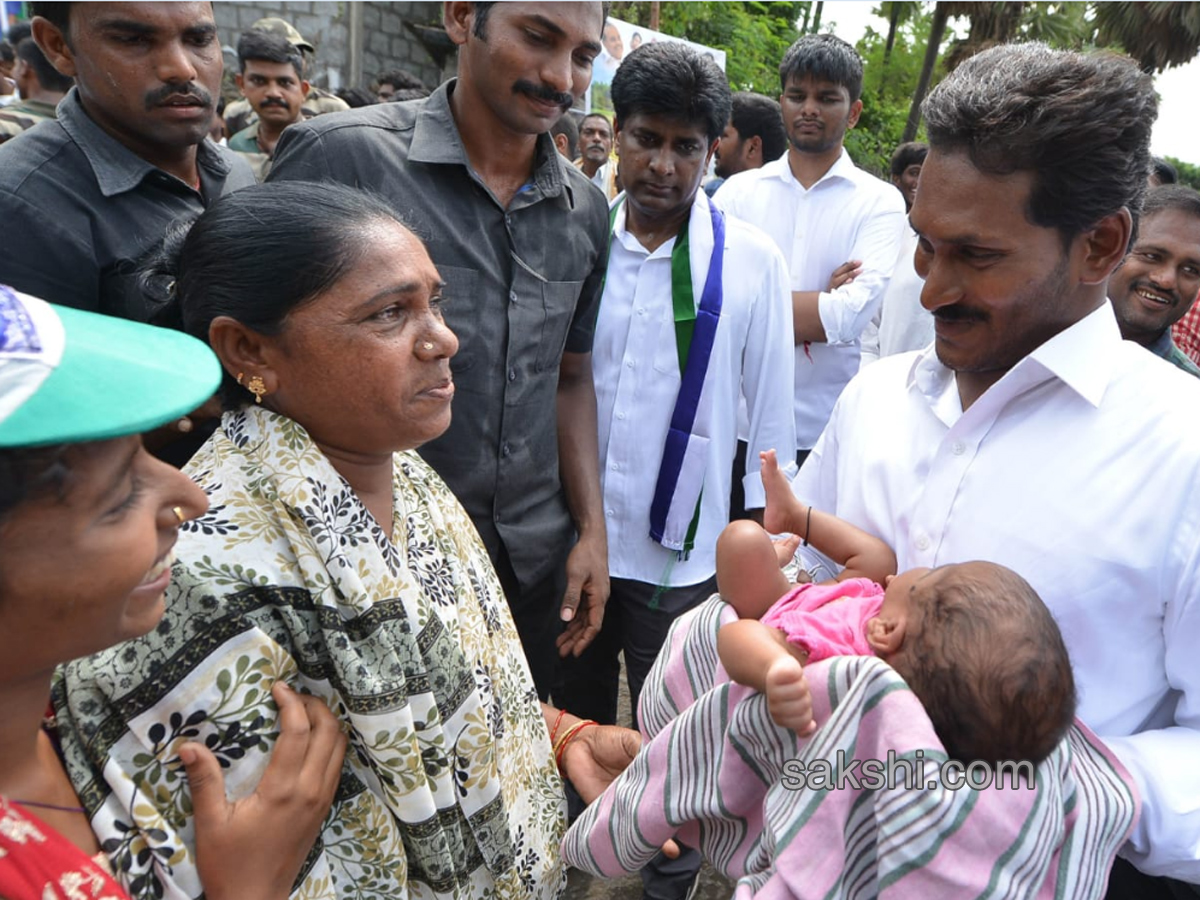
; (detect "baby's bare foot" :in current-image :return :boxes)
[765,655,816,736]
[761,450,806,538]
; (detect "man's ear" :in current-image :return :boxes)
[552,132,570,158]
[208,316,281,397]
[847,98,863,130]
[1077,208,1133,285]
[866,613,907,656]
[444,2,474,47]
[745,134,763,163]
[300,79,311,99]
[31,16,76,79]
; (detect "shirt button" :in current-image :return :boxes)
[952,441,966,456]
[616,411,626,420]
[610,462,620,471]
[637,307,645,316]
[915,535,930,551]
[501,443,511,457]
[508,291,517,303]
[625,359,635,369]
[505,214,513,226]
[508,368,517,382]
[606,509,615,517]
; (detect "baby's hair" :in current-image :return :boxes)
[897,562,1076,768]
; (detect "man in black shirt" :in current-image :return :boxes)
[271,2,611,698]
[0,2,253,320]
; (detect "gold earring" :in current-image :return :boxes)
[247,375,267,404]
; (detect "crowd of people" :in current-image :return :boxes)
[0,3,1197,900]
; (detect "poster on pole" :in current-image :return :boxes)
[587,17,727,117]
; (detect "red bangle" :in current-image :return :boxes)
[554,719,598,773]
[548,708,568,746]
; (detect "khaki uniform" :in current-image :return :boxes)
[0,98,58,145]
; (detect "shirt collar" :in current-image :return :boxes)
[610,189,713,260]
[56,87,230,198]
[408,79,565,199]
[769,147,855,190]
[907,302,1121,412]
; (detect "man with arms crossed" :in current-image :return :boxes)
[792,43,1200,895]
[270,2,611,697]
[715,35,905,465]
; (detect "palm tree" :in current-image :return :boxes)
[1094,2,1200,73]
[901,2,951,142]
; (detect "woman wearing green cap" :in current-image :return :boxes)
[53,182,643,900]
[0,286,345,898]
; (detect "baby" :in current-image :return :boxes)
[716,450,1076,767]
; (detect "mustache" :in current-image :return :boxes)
[1130,279,1179,305]
[513,79,573,110]
[145,83,213,110]
[932,305,987,323]
[259,98,290,109]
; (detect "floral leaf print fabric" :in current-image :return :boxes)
[54,406,565,900]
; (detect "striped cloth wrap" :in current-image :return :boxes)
[562,596,1139,900]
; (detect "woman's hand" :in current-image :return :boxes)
[181,682,347,900]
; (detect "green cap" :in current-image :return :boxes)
[0,286,222,448]
[251,17,316,53]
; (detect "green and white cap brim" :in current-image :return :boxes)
[0,285,222,448]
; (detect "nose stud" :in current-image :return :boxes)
[172,506,185,525]
[421,342,434,351]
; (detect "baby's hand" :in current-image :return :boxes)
[765,655,816,736]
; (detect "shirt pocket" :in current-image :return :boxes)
[536,280,584,372]
[437,265,481,373]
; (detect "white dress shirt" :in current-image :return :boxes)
[594,191,795,587]
[859,227,933,367]
[713,150,906,448]
[793,303,1200,882]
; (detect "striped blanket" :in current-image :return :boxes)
[562,597,1139,899]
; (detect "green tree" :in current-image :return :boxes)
[1167,156,1200,192]
[610,1,805,95]
[1095,2,1200,73]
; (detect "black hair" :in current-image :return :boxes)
[6,22,31,45]
[551,110,580,158]
[0,41,13,65]
[779,34,863,102]
[729,91,787,163]
[28,2,73,36]
[1142,183,1200,222]
[143,182,408,408]
[16,35,74,93]
[922,43,1156,249]
[1150,156,1179,186]
[237,29,304,79]
[611,41,731,145]
[471,2,612,41]
[375,68,427,92]
[581,111,611,132]
[337,86,376,108]
[889,141,928,178]
[894,562,1076,769]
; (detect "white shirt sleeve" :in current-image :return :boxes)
[815,192,907,345]
[740,240,797,510]
[1102,525,1200,883]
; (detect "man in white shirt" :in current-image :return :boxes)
[792,43,1200,895]
[714,34,905,463]
[860,141,934,366]
[556,40,795,900]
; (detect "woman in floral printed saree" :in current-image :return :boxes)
[0,287,344,900]
[54,183,640,900]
